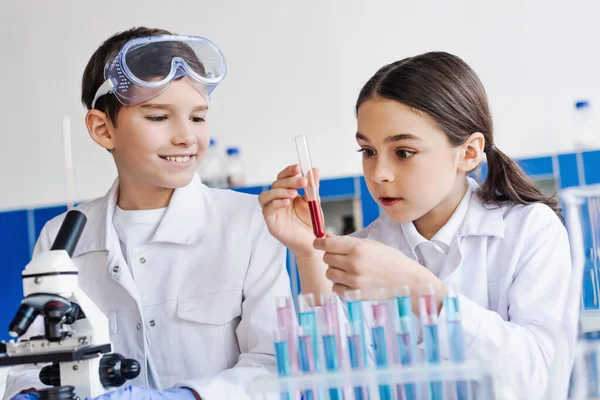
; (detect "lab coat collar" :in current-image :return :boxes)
[400,222,428,256]
[437,178,505,282]
[73,174,208,256]
[458,177,505,239]
[150,174,208,245]
[432,184,472,248]
[399,177,503,255]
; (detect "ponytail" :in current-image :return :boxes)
[479,147,563,222]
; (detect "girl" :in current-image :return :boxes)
[259,52,576,399]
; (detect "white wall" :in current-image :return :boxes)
[1,0,600,211]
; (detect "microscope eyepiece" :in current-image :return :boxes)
[50,210,87,257]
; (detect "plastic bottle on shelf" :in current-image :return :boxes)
[198,138,226,188]
[573,100,598,150]
[226,147,246,188]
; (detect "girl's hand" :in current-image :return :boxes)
[314,235,447,313]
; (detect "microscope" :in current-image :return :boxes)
[0,210,140,400]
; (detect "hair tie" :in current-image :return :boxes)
[485,144,496,153]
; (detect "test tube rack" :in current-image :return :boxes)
[246,359,494,400]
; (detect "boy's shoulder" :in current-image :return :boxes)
[36,195,108,253]
[202,186,262,214]
[44,197,106,234]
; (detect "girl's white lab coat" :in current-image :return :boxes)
[3,175,291,400]
[353,178,578,399]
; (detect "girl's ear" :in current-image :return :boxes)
[458,132,485,172]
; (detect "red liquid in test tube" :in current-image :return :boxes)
[295,135,326,238]
[308,200,326,238]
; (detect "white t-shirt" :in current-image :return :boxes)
[113,206,167,280]
[112,205,167,388]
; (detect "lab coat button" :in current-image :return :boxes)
[112,266,120,273]
[136,323,141,330]
[139,257,146,264]
[149,320,155,327]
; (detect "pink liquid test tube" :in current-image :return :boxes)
[320,293,343,362]
[418,284,439,326]
[418,284,444,400]
[295,135,326,238]
[276,296,298,372]
[371,288,394,362]
[371,289,394,400]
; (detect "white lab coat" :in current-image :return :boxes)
[352,178,578,399]
[3,174,291,400]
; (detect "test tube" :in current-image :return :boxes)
[419,284,444,400]
[322,323,344,400]
[347,321,369,400]
[276,296,298,372]
[298,294,320,372]
[295,135,325,238]
[274,327,293,400]
[297,325,318,400]
[345,290,368,367]
[394,286,420,400]
[372,289,394,400]
[321,293,343,361]
[443,287,471,400]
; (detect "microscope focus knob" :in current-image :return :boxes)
[99,353,141,388]
[39,363,61,386]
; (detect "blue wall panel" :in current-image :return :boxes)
[33,205,68,241]
[583,150,600,185]
[518,156,554,176]
[0,210,30,340]
[231,185,265,196]
[558,153,580,188]
[359,177,380,228]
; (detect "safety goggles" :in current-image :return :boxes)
[91,35,227,109]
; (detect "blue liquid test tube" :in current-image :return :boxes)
[347,321,369,400]
[372,289,394,400]
[345,290,368,367]
[274,327,293,400]
[322,323,344,400]
[299,294,327,399]
[321,293,343,361]
[419,284,444,400]
[299,294,321,371]
[443,288,471,400]
[394,286,420,400]
[276,296,298,373]
[297,325,319,400]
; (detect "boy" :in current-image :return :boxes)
[4,27,291,400]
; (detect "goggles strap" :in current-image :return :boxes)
[91,79,115,109]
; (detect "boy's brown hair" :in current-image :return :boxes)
[81,27,171,124]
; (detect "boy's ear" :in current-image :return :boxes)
[458,132,485,172]
[85,109,116,151]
